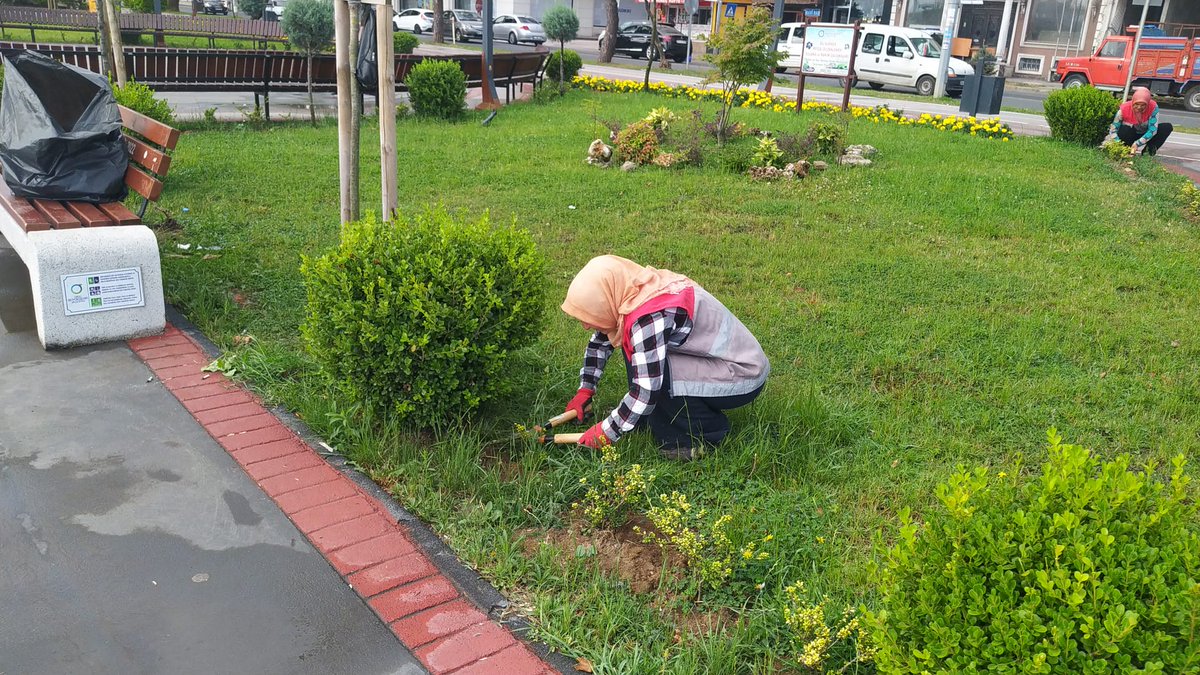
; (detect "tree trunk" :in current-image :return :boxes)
[600,0,617,63]
[347,0,362,221]
[558,39,565,94]
[432,0,444,43]
[642,0,656,89]
[307,52,317,126]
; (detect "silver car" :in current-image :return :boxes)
[493,14,545,45]
[444,9,485,42]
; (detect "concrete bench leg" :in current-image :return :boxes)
[0,215,165,349]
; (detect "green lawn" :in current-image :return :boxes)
[150,92,1199,673]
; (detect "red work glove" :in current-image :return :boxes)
[578,423,612,449]
[565,388,593,422]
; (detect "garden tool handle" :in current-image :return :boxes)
[545,409,578,428]
[552,433,584,445]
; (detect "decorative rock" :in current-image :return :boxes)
[811,160,828,171]
[838,156,873,167]
[621,161,638,172]
[844,144,878,157]
[585,139,613,167]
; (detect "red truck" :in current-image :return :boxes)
[1055,29,1200,111]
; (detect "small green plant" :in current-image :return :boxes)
[613,119,660,165]
[866,429,1200,674]
[203,107,218,125]
[782,581,876,673]
[571,445,655,528]
[393,31,419,55]
[112,79,174,125]
[751,136,784,168]
[1044,85,1120,146]
[1181,181,1200,220]
[1099,138,1134,161]
[807,121,846,157]
[281,0,334,126]
[702,6,782,141]
[406,59,467,121]
[543,49,583,84]
[241,104,266,128]
[714,140,756,174]
[300,209,546,428]
[643,106,676,132]
[541,5,579,94]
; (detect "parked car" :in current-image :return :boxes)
[492,14,545,45]
[442,9,484,42]
[600,21,689,63]
[202,0,229,15]
[263,0,287,21]
[394,8,436,34]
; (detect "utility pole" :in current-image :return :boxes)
[1121,0,1153,102]
[933,0,961,97]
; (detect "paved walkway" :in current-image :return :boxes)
[0,237,562,673]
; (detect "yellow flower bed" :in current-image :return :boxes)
[572,75,1015,141]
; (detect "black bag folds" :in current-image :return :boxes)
[0,50,129,203]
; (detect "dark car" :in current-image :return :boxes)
[203,0,228,14]
[600,22,689,63]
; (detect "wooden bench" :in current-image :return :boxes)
[0,7,285,47]
[0,106,177,348]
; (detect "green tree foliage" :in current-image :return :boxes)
[541,5,579,94]
[543,49,582,84]
[867,429,1200,674]
[393,31,419,55]
[1044,85,1120,146]
[240,0,268,20]
[281,0,334,125]
[702,6,781,142]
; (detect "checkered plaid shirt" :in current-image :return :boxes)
[578,308,693,440]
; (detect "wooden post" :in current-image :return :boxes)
[841,21,861,113]
[333,0,355,225]
[375,2,397,220]
[347,0,362,222]
[101,0,126,87]
[794,18,810,113]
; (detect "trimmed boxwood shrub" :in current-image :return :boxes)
[1044,86,1119,146]
[113,79,175,125]
[406,59,466,121]
[393,31,419,55]
[543,49,582,83]
[300,210,546,428]
[866,429,1200,674]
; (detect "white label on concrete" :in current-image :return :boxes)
[61,267,145,316]
[801,25,855,77]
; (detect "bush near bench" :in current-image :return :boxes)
[406,59,467,121]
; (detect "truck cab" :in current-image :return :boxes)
[1055,31,1200,111]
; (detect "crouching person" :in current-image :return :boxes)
[560,255,769,461]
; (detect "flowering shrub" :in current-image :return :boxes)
[1100,139,1134,161]
[782,581,876,672]
[751,136,784,168]
[572,75,1015,141]
[613,119,661,165]
[866,429,1200,674]
[571,445,655,528]
[1181,181,1200,220]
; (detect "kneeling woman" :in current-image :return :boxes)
[560,255,769,460]
[1108,87,1172,156]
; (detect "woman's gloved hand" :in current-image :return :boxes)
[578,423,612,449]
[565,388,593,422]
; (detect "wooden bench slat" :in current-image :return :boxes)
[124,164,163,203]
[118,105,181,150]
[97,201,141,226]
[125,135,172,177]
[65,202,115,227]
[0,181,50,232]
[32,199,82,229]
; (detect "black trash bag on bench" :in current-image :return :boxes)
[0,50,128,203]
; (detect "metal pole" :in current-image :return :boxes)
[376,3,397,220]
[994,0,1014,74]
[934,0,961,97]
[1121,0,1152,102]
[334,0,355,225]
[481,0,498,103]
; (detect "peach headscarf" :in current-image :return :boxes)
[561,255,690,345]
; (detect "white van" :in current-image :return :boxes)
[777,23,974,97]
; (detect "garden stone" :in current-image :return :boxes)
[621,161,637,172]
[586,139,613,167]
[845,144,877,157]
[812,161,828,171]
[839,156,873,167]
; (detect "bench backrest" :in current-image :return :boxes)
[119,105,180,208]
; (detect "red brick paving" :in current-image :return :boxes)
[130,324,555,675]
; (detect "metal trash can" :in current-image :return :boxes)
[959,75,1006,117]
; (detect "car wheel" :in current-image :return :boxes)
[868,81,884,90]
[1184,84,1200,112]
[414,25,423,34]
[1061,74,1088,89]
[644,44,656,60]
[454,28,462,41]
[673,54,685,64]
[508,31,518,45]
[839,75,857,89]
[916,75,935,96]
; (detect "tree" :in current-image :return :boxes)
[432,0,444,43]
[541,4,579,94]
[281,0,334,125]
[599,0,617,63]
[641,0,658,88]
[240,0,268,19]
[702,6,781,141]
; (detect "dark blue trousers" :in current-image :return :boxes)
[625,356,764,450]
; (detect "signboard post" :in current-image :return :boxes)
[795,22,860,112]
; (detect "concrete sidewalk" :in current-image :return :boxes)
[0,236,562,673]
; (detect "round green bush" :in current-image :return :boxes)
[543,49,582,83]
[1044,86,1119,146]
[866,429,1200,674]
[406,59,466,121]
[393,31,419,55]
[113,79,175,125]
[300,210,546,428]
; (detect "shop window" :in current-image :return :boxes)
[1015,54,1044,74]
[1024,0,1088,48]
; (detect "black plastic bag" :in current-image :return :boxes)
[0,50,128,204]
[356,6,378,93]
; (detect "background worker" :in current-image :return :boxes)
[1107,87,1172,156]
[560,255,769,460]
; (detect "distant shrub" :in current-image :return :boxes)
[807,121,846,157]
[751,136,783,168]
[714,139,755,173]
[1181,181,1200,220]
[1044,86,1119,145]
[300,210,546,428]
[393,31,419,54]
[543,49,582,83]
[866,429,1200,674]
[614,119,660,164]
[112,79,174,125]
[240,0,268,19]
[406,59,466,121]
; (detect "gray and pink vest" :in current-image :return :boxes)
[622,283,770,398]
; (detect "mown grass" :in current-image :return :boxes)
[151,91,1199,672]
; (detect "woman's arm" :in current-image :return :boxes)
[1136,108,1159,149]
[578,331,613,392]
[597,312,674,441]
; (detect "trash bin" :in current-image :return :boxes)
[959,74,1006,117]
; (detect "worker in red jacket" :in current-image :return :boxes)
[1107,87,1172,156]
[560,255,770,461]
